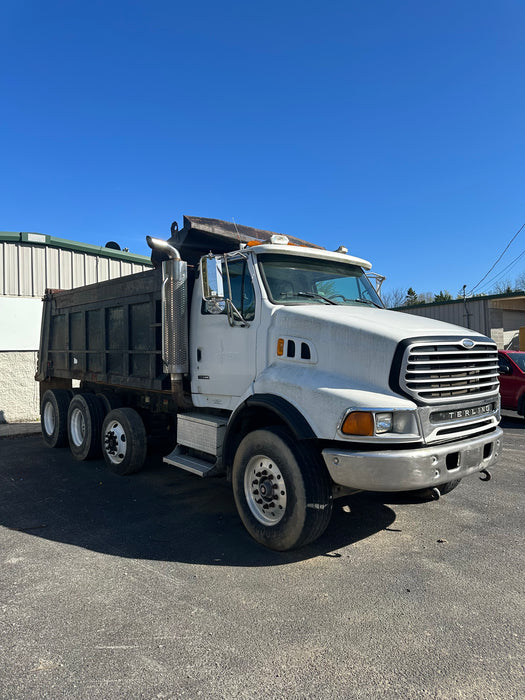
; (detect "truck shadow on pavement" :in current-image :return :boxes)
[0,436,398,566]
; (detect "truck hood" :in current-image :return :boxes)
[264,304,486,397]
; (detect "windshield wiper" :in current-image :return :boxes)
[296,292,338,305]
[351,298,383,309]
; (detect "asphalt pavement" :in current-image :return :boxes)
[0,416,523,699]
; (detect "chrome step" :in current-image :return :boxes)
[163,446,217,477]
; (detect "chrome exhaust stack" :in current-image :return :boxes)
[146,237,189,387]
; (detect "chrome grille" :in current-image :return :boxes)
[401,340,499,404]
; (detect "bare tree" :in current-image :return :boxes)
[381,287,406,308]
[492,279,515,294]
[514,272,525,291]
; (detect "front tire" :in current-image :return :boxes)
[438,478,461,495]
[101,408,147,475]
[232,427,333,551]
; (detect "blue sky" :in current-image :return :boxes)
[1,0,523,299]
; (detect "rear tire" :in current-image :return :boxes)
[67,393,105,461]
[96,392,123,416]
[41,389,71,448]
[232,427,333,551]
[101,408,147,475]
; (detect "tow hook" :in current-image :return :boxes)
[429,487,440,500]
[479,469,492,482]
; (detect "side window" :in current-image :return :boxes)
[498,355,511,374]
[227,260,256,321]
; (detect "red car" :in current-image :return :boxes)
[498,350,525,418]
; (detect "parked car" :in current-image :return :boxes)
[498,350,525,418]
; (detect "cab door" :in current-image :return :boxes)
[190,256,259,408]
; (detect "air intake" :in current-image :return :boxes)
[400,340,499,404]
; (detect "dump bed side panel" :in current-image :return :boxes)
[37,267,170,391]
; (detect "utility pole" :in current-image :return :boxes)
[462,284,472,328]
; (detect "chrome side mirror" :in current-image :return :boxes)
[201,255,225,300]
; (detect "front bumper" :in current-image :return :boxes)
[322,427,503,492]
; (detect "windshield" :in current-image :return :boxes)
[257,253,384,308]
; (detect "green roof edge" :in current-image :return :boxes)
[0,231,152,265]
[393,289,525,310]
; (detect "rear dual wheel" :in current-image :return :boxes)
[41,389,71,448]
[67,393,105,461]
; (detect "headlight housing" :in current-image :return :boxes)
[340,409,419,439]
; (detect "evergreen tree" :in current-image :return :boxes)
[434,290,452,302]
[405,287,418,305]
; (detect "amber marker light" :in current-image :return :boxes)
[341,411,374,436]
[277,338,285,356]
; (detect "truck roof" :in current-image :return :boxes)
[246,242,372,270]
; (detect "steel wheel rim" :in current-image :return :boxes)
[70,407,86,447]
[244,454,287,526]
[43,402,55,436]
[103,421,127,464]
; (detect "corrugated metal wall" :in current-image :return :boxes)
[399,298,490,335]
[0,242,149,297]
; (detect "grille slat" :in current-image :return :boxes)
[401,340,499,403]
[408,358,498,367]
[407,365,499,376]
[407,371,499,385]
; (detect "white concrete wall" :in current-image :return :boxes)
[0,297,43,350]
[0,351,40,422]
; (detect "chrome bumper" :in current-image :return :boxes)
[322,427,503,492]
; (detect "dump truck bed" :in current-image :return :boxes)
[36,267,171,391]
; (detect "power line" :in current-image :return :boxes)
[475,248,525,293]
[468,223,524,295]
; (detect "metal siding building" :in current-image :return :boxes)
[397,293,525,349]
[0,231,152,422]
[0,232,149,297]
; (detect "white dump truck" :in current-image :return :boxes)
[37,216,502,550]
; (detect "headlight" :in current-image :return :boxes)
[375,412,393,433]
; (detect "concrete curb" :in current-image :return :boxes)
[0,422,41,439]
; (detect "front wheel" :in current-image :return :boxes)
[232,427,333,551]
[438,478,462,495]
